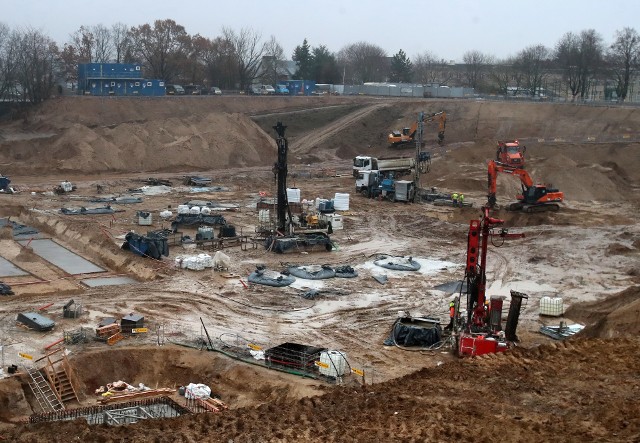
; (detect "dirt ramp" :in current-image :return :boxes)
[565,286,640,338]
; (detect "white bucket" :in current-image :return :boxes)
[189,206,201,215]
[287,188,301,203]
[177,205,190,215]
[334,193,350,211]
[200,207,212,215]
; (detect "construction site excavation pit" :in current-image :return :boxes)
[1,96,640,441]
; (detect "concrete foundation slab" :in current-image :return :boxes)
[0,257,29,277]
[81,276,137,287]
[17,239,105,275]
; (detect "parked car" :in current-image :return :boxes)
[275,84,289,95]
[166,84,185,95]
[210,86,222,95]
[260,85,276,95]
[184,85,208,95]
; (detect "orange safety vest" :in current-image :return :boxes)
[449,305,455,318]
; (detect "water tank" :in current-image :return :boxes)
[200,207,212,215]
[137,211,152,226]
[258,209,270,223]
[539,296,563,316]
[189,206,201,215]
[287,188,301,203]
[334,193,350,211]
[197,227,214,240]
[318,350,348,377]
[177,204,190,215]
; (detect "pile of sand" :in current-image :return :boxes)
[565,285,640,338]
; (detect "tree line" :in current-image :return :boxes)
[1,19,639,103]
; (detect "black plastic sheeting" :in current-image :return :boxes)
[121,232,169,259]
[90,196,143,204]
[171,214,227,231]
[374,256,421,271]
[0,219,39,238]
[248,268,296,287]
[334,265,358,278]
[60,206,115,215]
[0,282,14,296]
[16,312,55,331]
[265,234,333,253]
[383,318,442,347]
[288,265,336,280]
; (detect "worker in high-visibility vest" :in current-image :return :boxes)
[459,194,465,207]
[445,300,455,330]
[452,192,459,207]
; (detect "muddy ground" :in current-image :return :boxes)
[0,96,639,441]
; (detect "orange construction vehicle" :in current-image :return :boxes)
[495,140,526,168]
[487,160,563,212]
[388,111,446,147]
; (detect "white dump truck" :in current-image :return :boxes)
[352,155,417,177]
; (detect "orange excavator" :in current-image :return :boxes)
[388,111,446,147]
[487,160,563,212]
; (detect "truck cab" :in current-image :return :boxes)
[353,156,379,177]
[355,170,381,198]
[496,140,526,168]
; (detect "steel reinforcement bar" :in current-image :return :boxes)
[29,395,190,424]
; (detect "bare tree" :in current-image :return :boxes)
[462,50,493,90]
[111,22,133,63]
[70,25,94,63]
[337,42,387,84]
[555,29,604,100]
[260,35,286,86]
[412,50,440,84]
[488,57,523,95]
[183,34,209,85]
[607,27,640,102]
[205,36,239,89]
[130,19,191,82]
[92,24,112,62]
[0,22,16,99]
[222,27,265,91]
[516,44,551,97]
[12,28,58,103]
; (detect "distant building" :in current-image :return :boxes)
[77,63,165,96]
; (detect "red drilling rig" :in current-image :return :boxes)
[453,206,528,357]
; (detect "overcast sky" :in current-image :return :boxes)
[3,0,639,62]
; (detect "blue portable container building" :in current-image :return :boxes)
[77,63,165,96]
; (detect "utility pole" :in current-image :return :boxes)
[414,112,424,201]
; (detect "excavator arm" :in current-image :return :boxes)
[488,160,534,207]
[488,160,562,212]
[388,111,446,146]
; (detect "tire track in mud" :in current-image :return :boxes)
[289,103,390,154]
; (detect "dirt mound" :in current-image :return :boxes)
[565,286,640,338]
[1,112,277,175]
[7,337,640,442]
